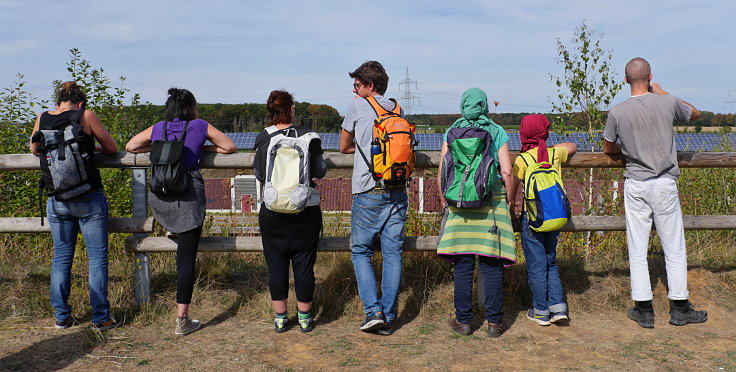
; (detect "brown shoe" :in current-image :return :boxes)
[448,317,471,335]
[487,322,506,338]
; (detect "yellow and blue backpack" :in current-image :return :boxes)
[520,148,571,232]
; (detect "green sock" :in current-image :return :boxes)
[276,312,288,319]
[298,310,311,320]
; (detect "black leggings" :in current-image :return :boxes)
[176,225,203,304]
[259,206,321,302]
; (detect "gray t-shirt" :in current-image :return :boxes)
[341,96,402,194]
[603,93,691,181]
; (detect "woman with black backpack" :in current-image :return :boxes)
[126,88,235,335]
[30,81,119,331]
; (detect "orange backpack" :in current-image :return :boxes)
[362,96,418,185]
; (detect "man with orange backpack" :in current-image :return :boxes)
[339,61,416,336]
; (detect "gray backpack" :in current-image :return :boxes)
[261,126,320,213]
[32,110,99,224]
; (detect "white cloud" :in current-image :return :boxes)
[0,0,734,114]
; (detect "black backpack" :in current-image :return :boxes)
[32,110,99,224]
[149,121,191,195]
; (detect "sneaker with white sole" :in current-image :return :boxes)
[550,311,569,324]
[527,309,551,326]
[360,312,385,332]
[55,316,75,329]
[175,316,201,336]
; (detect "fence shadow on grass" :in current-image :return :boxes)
[203,258,270,329]
[396,252,454,331]
[311,254,358,326]
[0,328,96,371]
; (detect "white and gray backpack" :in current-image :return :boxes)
[262,126,321,213]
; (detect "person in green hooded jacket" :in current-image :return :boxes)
[436,88,516,338]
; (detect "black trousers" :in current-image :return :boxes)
[259,205,322,302]
[176,225,203,304]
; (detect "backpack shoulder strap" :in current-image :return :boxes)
[69,109,84,124]
[299,131,320,144]
[179,121,190,142]
[265,125,279,135]
[364,96,391,117]
[388,98,401,115]
[519,151,531,166]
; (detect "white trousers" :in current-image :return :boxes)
[624,177,689,301]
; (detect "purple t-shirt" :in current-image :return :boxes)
[151,119,209,170]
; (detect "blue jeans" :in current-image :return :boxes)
[350,191,408,322]
[521,212,566,316]
[453,255,505,324]
[47,189,111,324]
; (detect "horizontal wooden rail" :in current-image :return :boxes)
[0,217,154,233]
[125,215,736,253]
[126,236,441,253]
[4,151,736,170]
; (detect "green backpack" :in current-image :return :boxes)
[440,126,496,208]
[520,148,571,232]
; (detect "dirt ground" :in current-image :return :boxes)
[1,295,734,372]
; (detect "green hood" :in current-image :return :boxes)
[451,87,495,129]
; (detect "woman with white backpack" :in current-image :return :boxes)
[254,90,326,333]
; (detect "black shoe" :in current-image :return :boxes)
[377,321,394,336]
[628,307,654,329]
[55,317,74,329]
[360,312,385,332]
[669,303,708,326]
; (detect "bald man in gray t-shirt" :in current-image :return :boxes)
[603,57,707,329]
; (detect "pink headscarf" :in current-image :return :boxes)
[520,114,551,166]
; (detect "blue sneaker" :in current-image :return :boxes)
[527,309,551,326]
[360,312,385,332]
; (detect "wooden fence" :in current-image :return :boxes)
[3,151,736,304]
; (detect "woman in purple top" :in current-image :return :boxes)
[126,88,235,336]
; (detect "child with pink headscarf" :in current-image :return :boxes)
[511,114,577,326]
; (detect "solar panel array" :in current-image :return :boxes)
[225,132,736,152]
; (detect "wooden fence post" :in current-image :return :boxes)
[132,168,150,304]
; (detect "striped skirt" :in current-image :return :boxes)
[437,193,517,266]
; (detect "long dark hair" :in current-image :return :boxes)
[56,81,87,107]
[266,90,294,126]
[164,88,198,121]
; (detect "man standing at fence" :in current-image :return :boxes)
[339,61,407,335]
[603,57,707,328]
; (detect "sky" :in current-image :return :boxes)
[1,0,735,116]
